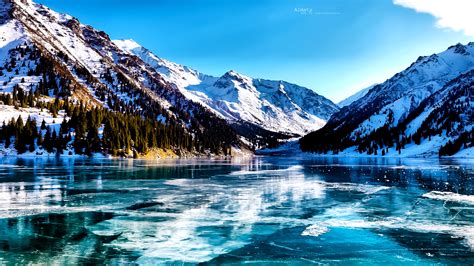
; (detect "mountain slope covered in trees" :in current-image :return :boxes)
[301,42,474,157]
[0,0,242,157]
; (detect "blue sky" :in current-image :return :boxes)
[37,0,472,102]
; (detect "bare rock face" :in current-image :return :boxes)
[64,18,82,36]
[97,31,111,41]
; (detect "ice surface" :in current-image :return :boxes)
[0,157,473,264]
[423,191,474,205]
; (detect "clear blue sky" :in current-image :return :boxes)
[36,0,472,102]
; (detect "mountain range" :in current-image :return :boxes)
[0,0,472,158]
[0,0,339,157]
[113,39,339,137]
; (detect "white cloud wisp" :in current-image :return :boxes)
[393,0,474,36]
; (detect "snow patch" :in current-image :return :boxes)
[301,224,329,237]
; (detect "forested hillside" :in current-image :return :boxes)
[0,0,241,157]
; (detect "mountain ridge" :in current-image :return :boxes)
[113,39,339,136]
[338,85,375,107]
[301,41,474,157]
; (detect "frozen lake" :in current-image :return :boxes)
[0,156,473,264]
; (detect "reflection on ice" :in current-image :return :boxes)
[92,166,396,263]
[229,165,304,176]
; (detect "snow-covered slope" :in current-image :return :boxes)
[342,43,474,137]
[114,39,339,136]
[183,71,338,135]
[113,39,213,91]
[1,0,165,106]
[301,42,474,157]
[334,70,473,157]
[338,85,374,107]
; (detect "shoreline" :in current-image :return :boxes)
[256,141,474,159]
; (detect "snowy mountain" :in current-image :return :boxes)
[0,0,243,156]
[114,39,339,136]
[338,85,374,107]
[0,0,338,157]
[301,42,474,157]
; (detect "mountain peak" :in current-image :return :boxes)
[223,70,240,77]
[449,42,471,56]
[222,70,251,82]
[226,69,238,75]
[114,39,142,51]
[215,70,253,89]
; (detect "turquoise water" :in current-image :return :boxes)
[0,156,473,264]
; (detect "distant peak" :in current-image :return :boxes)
[448,42,463,49]
[222,70,239,78]
[113,39,142,51]
[213,70,252,89]
[116,39,140,46]
[222,70,251,80]
[449,42,470,56]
